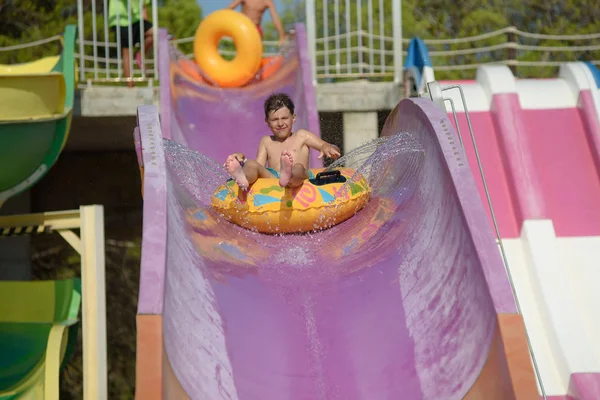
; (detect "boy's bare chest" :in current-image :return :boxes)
[268,138,305,154]
[242,0,268,11]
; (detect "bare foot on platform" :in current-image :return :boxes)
[225,155,249,190]
[279,150,293,187]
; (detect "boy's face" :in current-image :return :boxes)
[266,106,295,139]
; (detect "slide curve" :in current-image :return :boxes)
[402,32,600,397]
[0,25,76,208]
[132,25,538,398]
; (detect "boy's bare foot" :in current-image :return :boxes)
[225,155,249,190]
[279,150,293,187]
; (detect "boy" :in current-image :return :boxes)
[108,0,153,87]
[226,0,286,45]
[225,93,341,190]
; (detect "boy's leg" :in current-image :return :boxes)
[122,48,134,88]
[240,160,276,186]
[135,23,154,69]
[143,24,154,53]
[287,164,309,188]
[117,25,135,87]
[225,156,275,190]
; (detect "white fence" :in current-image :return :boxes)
[305,0,403,85]
[76,0,159,85]
[73,0,281,86]
[71,0,598,86]
[414,27,600,79]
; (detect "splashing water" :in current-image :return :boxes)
[164,130,425,277]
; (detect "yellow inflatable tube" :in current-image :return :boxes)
[211,168,371,234]
[194,10,263,88]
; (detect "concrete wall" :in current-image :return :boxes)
[318,110,391,158]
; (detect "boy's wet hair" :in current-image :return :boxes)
[264,93,295,119]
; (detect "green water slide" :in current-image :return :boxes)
[0,25,77,208]
[0,279,81,399]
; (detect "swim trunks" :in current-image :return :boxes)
[266,167,315,180]
[111,19,152,49]
[256,24,263,39]
[266,167,278,177]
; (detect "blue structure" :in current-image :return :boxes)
[584,62,600,88]
[404,38,434,96]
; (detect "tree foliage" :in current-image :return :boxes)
[158,0,202,54]
[0,0,78,64]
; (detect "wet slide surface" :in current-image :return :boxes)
[135,26,516,399]
[161,28,320,168]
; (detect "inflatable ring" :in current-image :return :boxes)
[211,168,371,234]
[193,10,263,88]
[259,55,284,81]
[177,57,206,83]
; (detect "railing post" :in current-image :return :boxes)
[80,205,107,400]
[507,27,517,76]
[305,0,318,86]
[392,0,403,84]
[77,0,86,82]
[91,0,99,80]
[152,0,159,81]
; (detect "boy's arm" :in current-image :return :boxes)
[267,0,286,44]
[226,0,242,9]
[255,137,269,166]
[299,129,341,160]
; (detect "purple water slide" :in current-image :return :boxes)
[159,25,322,169]
[134,24,517,399]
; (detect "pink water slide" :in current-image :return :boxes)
[439,63,600,398]
[131,26,599,399]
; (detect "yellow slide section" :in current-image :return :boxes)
[0,74,66,122]
[0,25,76,208]
[0,55,67,122]
[0,56,60,75]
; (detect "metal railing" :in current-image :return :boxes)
[305,0,403,85]
[416,27,600,80]
[3,1,600,87]
[76,0,159,86]
[73,0,282,86]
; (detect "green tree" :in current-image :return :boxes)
[158,0,203,55]
[0,0,80,64]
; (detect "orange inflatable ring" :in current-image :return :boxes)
[193,10,263,88]
[259,55,284,81]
